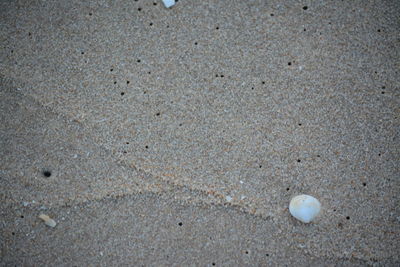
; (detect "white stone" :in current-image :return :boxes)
[38,214,57,227]
[289,195,321,223]
[162,0,175,8]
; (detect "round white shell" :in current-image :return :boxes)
[289,195,321,223]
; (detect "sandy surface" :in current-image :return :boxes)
[1,0,399,265]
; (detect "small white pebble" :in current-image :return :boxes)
[22,201,30,207]
[225,196,233,202]
[38,214,57,227]
[289,195,321,223]
[239,180,244,184]
[162,0,175,8]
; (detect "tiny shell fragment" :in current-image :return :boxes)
[162,0,175,8]
[39,214,57,227]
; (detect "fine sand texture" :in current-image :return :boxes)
[1,0,399,265]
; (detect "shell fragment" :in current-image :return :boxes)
[39,214,57,227]
[289,195,321,223]
[162,0,175,8]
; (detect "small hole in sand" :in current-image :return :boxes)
[43,170,52,177]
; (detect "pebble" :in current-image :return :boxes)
[38,214,57,227]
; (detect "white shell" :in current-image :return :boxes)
[162,0,175,8]
[39,214,57,227]
[289,195,321,223]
